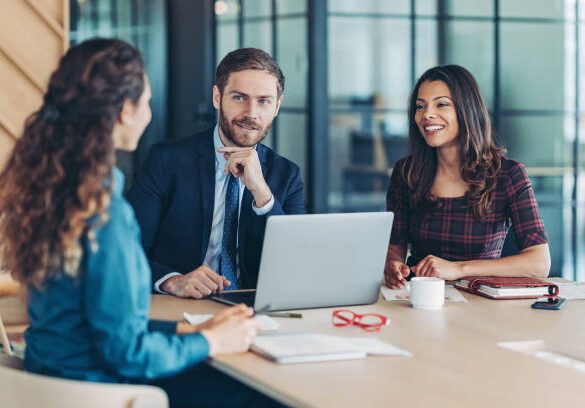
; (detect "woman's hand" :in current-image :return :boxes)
[199,304,260,356]
[412,255,463,281]
[384,259,411,289]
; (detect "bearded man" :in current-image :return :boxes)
[128,48,305,297]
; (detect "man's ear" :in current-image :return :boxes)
[274,95,283,117]
[212,85,221,110]
[119,99,135,125]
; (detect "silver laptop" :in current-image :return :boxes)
[212,212,393,311]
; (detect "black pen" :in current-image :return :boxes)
[253,305,303,318]
[266,312,302,318]
[253,304,271,316]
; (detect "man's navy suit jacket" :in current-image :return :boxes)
[127,127,306,289]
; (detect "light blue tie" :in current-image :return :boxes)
[220,175,239,289]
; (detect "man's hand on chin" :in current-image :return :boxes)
[217,146,272,207]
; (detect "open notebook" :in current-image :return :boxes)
[251,332,411,364]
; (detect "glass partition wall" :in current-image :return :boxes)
[70,0,167,187]
[216,0,585,279]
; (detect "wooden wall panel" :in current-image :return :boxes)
[0,0,68,169]
[43,0,68,27]
[0,53,44,137]
[0,129,15,169]
[0,1,68,295]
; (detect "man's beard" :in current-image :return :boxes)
[218,107,273,147]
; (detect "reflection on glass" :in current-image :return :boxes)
[445,0,493,17]
[500,115,570,168]
[500,23,566,111]
[415,0,437,16]
[415,20,439,78]
[328,0,410,14]
[243,21,272,52]
[277,0,306,15]
[328,112,408,212]
[329,17,411,109]
[500,0,566,19]
[275,113,307,184]
[578,24,585,111]
[277,18,308,109]
[530,175,567,278]
[444,21,494,109]
[70,0,167,184]
[243,0,271,18]
[217,22,239,65]
[215,0,239,21]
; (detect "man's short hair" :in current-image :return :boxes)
[215,48,285,97]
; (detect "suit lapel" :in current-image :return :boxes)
[198,130,216,264]
[256,143,268,177]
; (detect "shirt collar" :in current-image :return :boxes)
[213,124,258,169]
[213,124,227,168]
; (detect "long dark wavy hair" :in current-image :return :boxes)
[0,38,145,286]
[401,65,504,219]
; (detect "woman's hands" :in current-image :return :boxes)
[384,242,464,288]
[384,259,411,289]
[411,255,463,281]
[384,244,411,289]
[199,304,260,356]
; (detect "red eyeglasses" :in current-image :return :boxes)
[331,310,389,332]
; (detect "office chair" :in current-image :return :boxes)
[0,354,169,408]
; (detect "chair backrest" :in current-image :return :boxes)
[0,355,168,408]
[0,310,12,355]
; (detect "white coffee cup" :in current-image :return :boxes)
[409,277,445,310]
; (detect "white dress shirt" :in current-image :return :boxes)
[154,125,274,292]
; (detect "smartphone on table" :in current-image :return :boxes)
[531,297,567,310]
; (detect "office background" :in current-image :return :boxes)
[67,0,585,280]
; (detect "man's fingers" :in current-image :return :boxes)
[220,276,230,290]
[193,280,214,296]
[217,146,254,153]
[225,161,241,178]
[187,286,205,299]
[188,272,217,293]
[201,268,224,289]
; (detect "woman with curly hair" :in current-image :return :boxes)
[0,38,277,407]
[384,65,551,289]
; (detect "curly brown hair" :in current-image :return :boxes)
[402,65,504,219]
[0,38,145,286]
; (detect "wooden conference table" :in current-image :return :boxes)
[150,289,585,408]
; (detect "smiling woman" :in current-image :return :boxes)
[384,65,551,289]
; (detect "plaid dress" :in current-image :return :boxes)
[386,157,548,266]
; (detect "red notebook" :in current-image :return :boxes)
[454,276,559,300]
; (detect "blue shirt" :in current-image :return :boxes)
[25,167,209,383]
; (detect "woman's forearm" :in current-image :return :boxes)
[457,244,551,278]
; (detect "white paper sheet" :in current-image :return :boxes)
[251,332,412,363]
[183,312,280,331]
[380,284,467,303]
[555,282,585,300]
